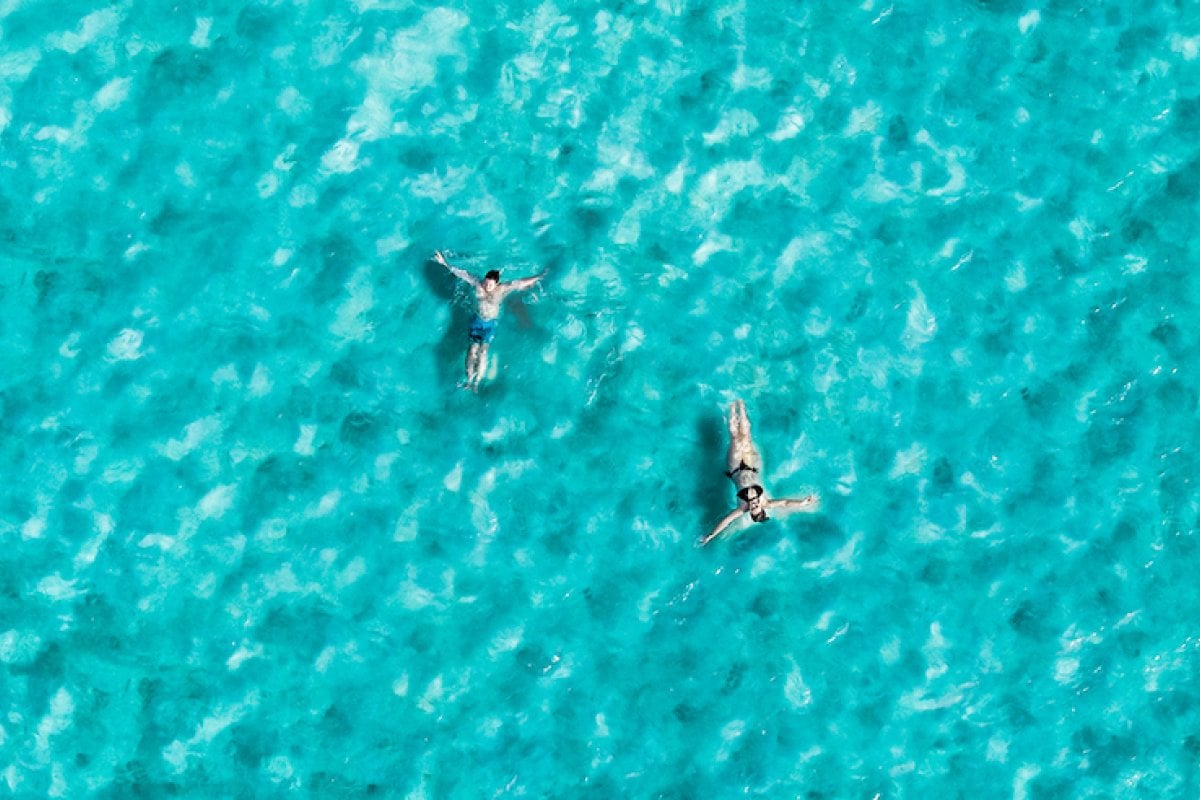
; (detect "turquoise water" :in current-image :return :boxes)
[5,0,1200,796]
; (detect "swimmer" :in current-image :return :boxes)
[434,250,547,390]
[699,399,819,546]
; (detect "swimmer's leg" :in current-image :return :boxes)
[464,343,481,387]
[469,344,490,389]
[725,402,743,469]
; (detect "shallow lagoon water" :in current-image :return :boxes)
[4,0,1200,796]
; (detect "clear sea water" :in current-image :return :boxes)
[4,0,1200,796]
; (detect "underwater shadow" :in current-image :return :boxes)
[418,253,472,391]
[693,412,730,534]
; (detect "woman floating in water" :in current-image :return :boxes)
[700,399,819,546]
[434,250,546,391]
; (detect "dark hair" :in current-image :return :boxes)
[751,510,769,523]
[485,270,501,282]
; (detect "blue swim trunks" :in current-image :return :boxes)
[468,314,497,344]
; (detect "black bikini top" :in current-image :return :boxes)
[725,460,758,479]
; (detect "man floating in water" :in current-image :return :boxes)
[434,250,547,391]
[700,399,819,546]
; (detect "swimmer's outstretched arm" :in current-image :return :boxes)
[765,495,820,514]
[699,508,744,547]
[504,270,548,292]
[434,251,478,287]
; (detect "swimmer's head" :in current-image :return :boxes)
[739,485,767,521]
[484,270,501,289]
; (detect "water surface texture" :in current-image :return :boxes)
[5,0,1200,796]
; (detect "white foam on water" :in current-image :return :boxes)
[844,101,882,136]
[329,266,376,343]
[664,159,690,193]
[812,348,842,397]
[100,458,141,485]
[374,452,399,481]
[346,8,469,140]
[774,232,830,284]
[319,138,362,175]
[0,630,42,665]
[33,688,74,763]
[803,531,862,576]
[226,642,263,671]
[592,11,633,72]
[986,735,1009,763]
[702,108,759,145]
[0,48,41,100]
[857,173,904,203]
[213,364,244,388]
[46,8,121,54]
[1122,253,1148,275]
[36,575,84,602]
[314,646,336,673]
[293,424,317,456]
[1055,626,1102,688]
[714,719,746,763]
[889,443,927,478]
[162,691,260,774]
[898,684,969,712]
[288,184,317,208]
[1004,262,1028,292]
[691,159,767,222]
[784,658,813,708]
[636,590,660,623]
[72,439,99,474]
[469,468,506,544]
[276,86,310,117]
[416,676,444,713]
[901,284,937,349]
[407,165,472,203]
[196,484,236,520]
[583,124,654,193]
[1,766,20,794]
[253,519,288,548]
[335,556,366,589]
[769,104,808,141]
[443,462,463,492]
[392,501,423,542]
[481,417,525,444]
[247,364,273,397]
[105,328,145,361]
[397,573,438,610]
[1012,765,1040,800]
[612,205,641,245]
[189,17,213,48]
[692,232,735,266]
[1171,33,1200,61]
[21,514,46,540]
[138,533,174,551]
[256,173,279,198]
[1075,389,1097,423]
[487,626,524,659]
[1017,10,1040,33]
[265,755,295,784]
[91,76,131,111]
[72,512,112,569]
